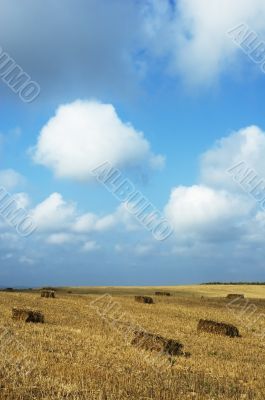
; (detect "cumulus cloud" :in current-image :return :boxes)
[30,191,142,244]
[94,215,117,232]
[143,0,265,86]
[13,192,31,209]
[4,126,265,282]
[200,125,265,190]
[32,100,164,181]
[19,255,35,265]
[165,185,251,238]
[82,240,101,252]
[72,213,97,233]
[1,0,264,99]
[165,125,265,243]
[31,193,76,231]
[73,212,117,233]
[46,233,75,245]
[113,203,141,232]
[0,169,24,190]
[72,203,141,235]
[134,243,154,256]
[2,0,263,97]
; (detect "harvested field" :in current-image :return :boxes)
[0,285,264,399]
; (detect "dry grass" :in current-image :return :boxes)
[57,284,265,298]
[0,285,264,399]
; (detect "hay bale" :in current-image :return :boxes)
[226,294,244,300]
[155,291,171,296]
[197,319,239,337]
[135,296,154,304]
[12,308,44,323]
[41,290,55,298]
[131,330,183,356]
[42,287,56,291]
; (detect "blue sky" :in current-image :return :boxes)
[1,0,265,286]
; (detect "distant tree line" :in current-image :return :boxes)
[200,282,265,285]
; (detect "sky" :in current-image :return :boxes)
[1,0,265,286]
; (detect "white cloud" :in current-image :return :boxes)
[164,125,265,242]
[19,255,35,265]
[95,214,117,232]
[25,125,265,261]
[72,213,97,233]
[113,203,142,232]
[144,0,265,86]
[32,100,164,181]
[72,201,142,235]
[13,192,31,209]
[31,193,76,231]
[31,191,141,241]
[165,185,250,238]
[82,240,101,252]
[46,233,74,245]
[73,212,117,233]
[134,243,154,255]
[114,242,155,256]
[0,169,24,190]
[0,232,21,247]
[200,125,265,190]
[0,191,32,232]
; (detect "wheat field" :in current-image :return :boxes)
[0,285,264,399]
